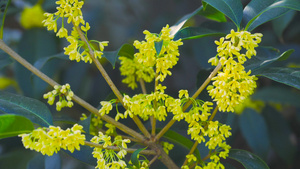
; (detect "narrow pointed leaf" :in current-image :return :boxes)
[174,26,226,41]
[0,0,11,39]
[170,6,203,36]
[256,67,300,90]
[154,41,163,56]
[0,91,53,126]
[244,47,294,72]
[245,0,300,31]
[228,149,269,169]
[131,148,146,168]
[202,0,243,29]
[0,114,34,139]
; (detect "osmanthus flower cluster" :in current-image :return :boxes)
[43,83,74,111]
[208,29,263,112]
[42,0,108,63]
[90,132,131,169]
[119,25,183,89]
[19,124,85,156]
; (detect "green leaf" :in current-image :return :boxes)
[239,109,270,160]
[244,0,300,31]
[0,114,34,139]
[244,47,294,72]
[202,0,243,29]
[262,106,296,164]
[228,149,270,169]
[0,91,53,127]
[63,142,96,166]
[174,26,226,41]
[252,87,300,107]
[156,129,202,161]
[130,148,146,168]
[103,43,134,68]
[33,52,68,70]
[0,0,11,39]
[0,51,13,70]
[16,28,58,98]
[256,67,300,90]
[170,6,203,36]
[272,10,296,37]
[198,3,227,22]
[154,41,163,56]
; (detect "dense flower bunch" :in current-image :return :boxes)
[20,4,45,29]
[91,132,131,169]
[42,0,108,63]
[208,30,262,112]
[119,56,155,89]
[43,83,74,111]
[119,25,183,88]
[19,124,85,156]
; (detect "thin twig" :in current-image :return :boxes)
[73,24,151,139]
[84,141,156,155]
[0,39,146,142]
[155,63,222,141]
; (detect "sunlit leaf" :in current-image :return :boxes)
[174,26,226,41]
[103,43,135,68]
[0,114,34,139]
[202,0,243,29]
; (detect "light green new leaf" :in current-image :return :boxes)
[198,3,227,22]
[174,26,226,41]
[0,91,53,127]
[244,0,300,31]
[228,149,270,169]
[256,67,300,90]
[202,0,243,29]
[0,114,34,139]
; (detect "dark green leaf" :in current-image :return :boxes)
[228,149,270,169]
[16,28,58,98]
[0,149,36,169]
[272,10,296,37]
[154,41,163,56]
[131,148,146,168]
[198,3,227,22]
[103,43,134,68]
[33,52,68,70]
[78,114,91,134]
[174,26,226,41]
[202,0,243,29]
[0,51,13,70]
[0,0,11,39]
[244,47,294,72]
[170,6,203,36]
[252,87,300,107]
[244,0,300,31]
[156,129,201,160]
[0,91,53,126]
[256,67,300,90]
[0,114,34,139]
[262,106,296,164]
[239,109,270,160]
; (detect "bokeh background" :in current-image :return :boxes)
[1,0,300,168]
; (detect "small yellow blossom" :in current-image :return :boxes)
[19,124,85,156]
[20,4,45,29]
[43,83,74,111]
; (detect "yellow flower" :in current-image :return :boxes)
[20,4,45,29]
